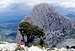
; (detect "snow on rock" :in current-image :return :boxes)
[28,46,44,51]
[0,42,17,51]
[0,43,75,51]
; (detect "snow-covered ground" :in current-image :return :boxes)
[0,42,17,51]
[0,42,75,51]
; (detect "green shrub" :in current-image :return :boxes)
[19,22,46,47]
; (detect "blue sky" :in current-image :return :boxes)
[0,0,75,19]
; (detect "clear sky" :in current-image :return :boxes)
[0,0,75,17]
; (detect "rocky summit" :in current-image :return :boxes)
[20,3,75,48]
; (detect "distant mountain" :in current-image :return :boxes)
[24,3,75,48]
[66,13,75,20]
[0,16,23,42]
[6,32,17,42]
[7,32,17,38]
[53,6,75,20]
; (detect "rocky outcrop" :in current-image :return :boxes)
[19,3,75,48]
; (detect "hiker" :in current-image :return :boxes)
[18,28,25,47]
[19,40,25,48]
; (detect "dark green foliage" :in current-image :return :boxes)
[20,22,44,37]
[39,38,44,47]
[19,22,45,47]
[19,22,45,37]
